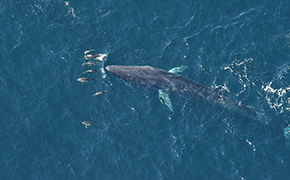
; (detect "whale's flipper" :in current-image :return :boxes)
[158,89,173,112]
[157,65,188,112]
[168,65,187,74]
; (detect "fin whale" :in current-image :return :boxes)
[105,65,262,121]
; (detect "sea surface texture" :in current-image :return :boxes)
[1,0,290,179]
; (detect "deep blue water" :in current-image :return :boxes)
[1,0,290,179]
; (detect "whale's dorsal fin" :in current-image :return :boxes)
[158,65,188,112]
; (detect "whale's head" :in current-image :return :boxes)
[105,65,154,82]
[105,65,134,80]
[105,65,169,88]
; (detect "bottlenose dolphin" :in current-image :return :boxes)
[92,89,113,96]
[77,77,97,84]
[84,53,101,59]
[105,65,263,121]
[81,121,97,128]
[83,69,98,74]
[84,53,108,61]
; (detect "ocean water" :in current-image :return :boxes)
[1,0,290,179]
